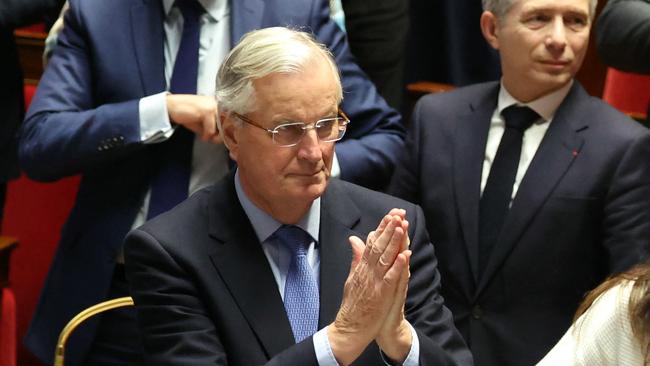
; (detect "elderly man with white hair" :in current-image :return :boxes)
[124,27,474,366]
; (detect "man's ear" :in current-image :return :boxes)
[480,11,500,50]
[220,112,239,161]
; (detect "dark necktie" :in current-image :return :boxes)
[148,0,204,219]
[275,225,319,343]
[478,105,539,273]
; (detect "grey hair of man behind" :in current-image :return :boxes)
[215,27,343,116]
[482,0,598,20]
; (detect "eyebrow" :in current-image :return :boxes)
[521,5,589,16]
[274,108,339,124]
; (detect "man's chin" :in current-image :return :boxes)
[298,180,328,200]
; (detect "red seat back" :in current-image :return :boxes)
[602,68,650,119]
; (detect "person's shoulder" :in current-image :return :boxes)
[417,81,498,107]
[413,81,499,120]
[137,186,213,245]
[329,179,417,212]
[577,93,650,140]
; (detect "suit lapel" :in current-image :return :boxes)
[318,180,360,328]
[130,0,166,95]
[454,84,499,285]
[230,0,265,46]
[477,83,587,294]
[207,174,295,358]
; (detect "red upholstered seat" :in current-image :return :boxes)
[0,288,17,366]
[602,68,650,120]
[24,84,37,110]
[0,83,80,366]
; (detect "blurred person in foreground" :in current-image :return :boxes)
[389,0,650,364]
[538,262,650,365]
[124,27,473,366]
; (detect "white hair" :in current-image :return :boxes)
[215,27,342,117]
[482,0,598,20]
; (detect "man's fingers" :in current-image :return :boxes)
[382,250,408,290]
[400,219,410,252]
[387,208,406,220]
[348,235,365,271]
[366,217,399,265]
[201,115,216,141]
[397,250,411,296]
[377,226,404,272]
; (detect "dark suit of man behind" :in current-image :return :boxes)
[125,27,472,365]
[390,0,650,365]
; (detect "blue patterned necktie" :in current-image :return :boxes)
[479,105,540,273]
[147,0,204,219]
[275,225,319,342]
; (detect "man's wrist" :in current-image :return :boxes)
[327,322,371,366]
[377,320,413,363]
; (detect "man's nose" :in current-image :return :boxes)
[296,129,323,162]
[546,17,567,55]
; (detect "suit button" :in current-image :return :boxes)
[471,305,483,319]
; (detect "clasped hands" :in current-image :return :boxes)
[166,94,221,144]
[328,208,413,365]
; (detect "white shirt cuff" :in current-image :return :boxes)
[313,326,340,366]
[139,91,174,143]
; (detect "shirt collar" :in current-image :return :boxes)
[162,0,228,22]
[234,169,321,244]
[497,79,573,122]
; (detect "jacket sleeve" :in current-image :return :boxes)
[307,0,405,190]
[124,228,320,366]
[406,204,474,366]
[602,130,650,272]
[18,0,144,182]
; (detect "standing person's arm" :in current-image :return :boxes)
[18,0,219,182]
[596,0,650,74]
[601,129,650,271]
[307,0,405,190]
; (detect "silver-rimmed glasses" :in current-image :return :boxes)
[232,109,350,147]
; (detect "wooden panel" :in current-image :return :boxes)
[0,237,18,288]
[14,30,47,85]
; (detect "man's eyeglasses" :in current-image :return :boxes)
[232,109,350,147]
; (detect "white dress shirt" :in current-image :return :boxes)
[481,80,574,202]
[133,0,231,232]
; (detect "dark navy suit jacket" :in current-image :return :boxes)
[124,173,473,366]
[18,0,404,363]
[390,81,650,366]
